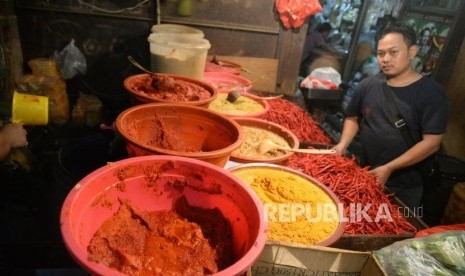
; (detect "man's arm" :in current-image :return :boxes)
[321,43,342,56]
[333,116,359,154]
[369,133,442,185]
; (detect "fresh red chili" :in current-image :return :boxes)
[286,153,417,235]
[260,98,331,144]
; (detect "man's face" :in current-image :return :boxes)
[376,33,417,76]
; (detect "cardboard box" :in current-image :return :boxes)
[251,243,386,276]
[248,196,426,275]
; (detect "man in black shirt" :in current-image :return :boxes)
[333,21,448,210]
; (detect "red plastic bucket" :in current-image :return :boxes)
[123,73,217,107]
[115,103,243,167]
[60,155,267,276]
[203,72,253,93]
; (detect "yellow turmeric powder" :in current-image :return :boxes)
[232,167,340,245]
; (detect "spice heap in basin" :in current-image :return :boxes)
[124,73,217,107]
[208,93,269,118]
[230,118,299,165]
[60,155,267,276]
[115,103,243,167]
[203,72,269,117]
[229,164,345,247]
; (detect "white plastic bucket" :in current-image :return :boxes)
[151,23,204,38]
[148,33,211,80]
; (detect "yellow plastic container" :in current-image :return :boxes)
[12,91,49,125]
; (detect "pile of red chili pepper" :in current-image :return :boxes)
[286,153,417,235]
[260,98,331,144]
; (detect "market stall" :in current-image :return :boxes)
[1,0,465,275]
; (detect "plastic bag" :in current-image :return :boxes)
[275,0,323,29]
[374,230,465,276]
[300,66,341,90]
[53,39,87,79]
[17,59,70,125]
[361,56,380,77]
[71,92,102,127]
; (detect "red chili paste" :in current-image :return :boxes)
[124,114,196,152]
[144,116,196,152]
[130,74,211,102]
[87,196,234,275]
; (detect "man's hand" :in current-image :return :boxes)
[368,133,443,188]
[0,124,28,160]
[2,124,28,148]
[368,165,393,188]
[332,143,347,155]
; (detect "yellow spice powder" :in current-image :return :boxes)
[232,168,339,245]
[208,93,264,115]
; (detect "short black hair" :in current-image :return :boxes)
[375,21,417,47]
[316,22,332,33]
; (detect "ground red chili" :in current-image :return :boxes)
[87,196,234,275]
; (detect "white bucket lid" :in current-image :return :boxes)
[151,23,204,38]
[148,33,211,50]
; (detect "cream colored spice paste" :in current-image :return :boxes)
[209,93,264,115]
[233,126,290,158]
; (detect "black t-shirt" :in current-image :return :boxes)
[345,74,448,188]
